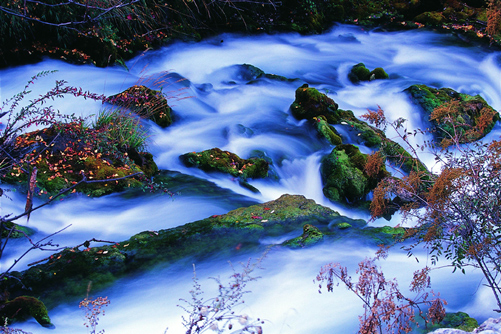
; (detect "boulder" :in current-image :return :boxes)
[348,63,389,84]
[107,85,173,128]
[0,123,147,197]
[321,144,389,205]
[180,148,269,180]
[405,84,499,146]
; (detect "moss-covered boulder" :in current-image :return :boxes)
[289,85,429,208]
[348,63,389,84]
[425,312,479,333]
[0,122,151,197]
[282,224,324,248]
[405,84,499,146]
[107,85,173,128]
[290,84,339,121]
[0,296,53,328]
[180,148,269,180]
[321,144,389,205]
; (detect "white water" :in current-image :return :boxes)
[1,24,501,333]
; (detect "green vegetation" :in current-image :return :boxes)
[348,63,389,84]
[180,148,269,180]
[0,296,53,328]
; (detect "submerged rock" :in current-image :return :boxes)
[239,64,296,83]
[107,85,173,128]
[180,148,269,180]
[1,194,403,309]
[282,224,324,248]
[405,84,499,146]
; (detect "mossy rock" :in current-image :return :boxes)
[180,148,269,180]
[0,123,147,198]
[282,224,324,248]
[1,222,36,239]
[320,144,389,205]
[348,63,371,83]
[381,140,429,175]
[348,63,389,84]
[0,296,53,328]
[107,85,173,127]
[1,194,341,308]
[335,222,352,229]
[289,85,385,147]
[290,84,339,121]
[360,225,406,245]
[313,116,343,145]
[405,84,500,145]
[1,193,412,309]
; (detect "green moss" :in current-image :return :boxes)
[381,140,428,174]
[290,84,339,121]
[321,144,389,205]
[424,311,479,333]
[1,221,36,238]
[1,194,341,308]
[414,11,445,25]
[314,116,343,145]
[361,225,406,245]
[282,224,324,248]
[349,63,389,83]
[370,67,389,80]
[180,148,269,180]
[348,63,371,83]
[336,222,352,229]
[0,296,53,328]
[321,145,368,204]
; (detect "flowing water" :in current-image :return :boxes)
[1,24,501,333]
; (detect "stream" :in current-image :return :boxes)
[1,24,501,333]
